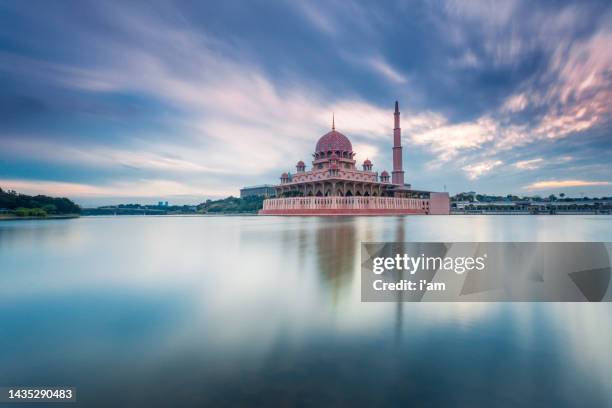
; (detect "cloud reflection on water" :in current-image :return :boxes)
[0,215,611,406]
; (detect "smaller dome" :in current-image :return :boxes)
[380,170,389,176]
[281,172,288,177]
[297,160,305,166]
[364,159,372,165]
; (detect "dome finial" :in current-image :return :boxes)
[332,113,335,130]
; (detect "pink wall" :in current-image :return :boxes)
[259,208,426,216]
[428,192,450,215]
[259,195,450,216]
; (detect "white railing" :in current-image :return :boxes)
[262,196,428,211]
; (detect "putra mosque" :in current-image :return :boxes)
[259,101,450,215]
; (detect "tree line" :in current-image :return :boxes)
[0,187,81,216]
[197,195,264,213]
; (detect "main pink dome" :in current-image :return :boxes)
[315,130,352,154]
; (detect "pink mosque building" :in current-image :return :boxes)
[259,101,450,215]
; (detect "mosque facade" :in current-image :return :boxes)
[259,101,449,215]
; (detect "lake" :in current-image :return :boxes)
[1,215,611,407]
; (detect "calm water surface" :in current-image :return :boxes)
[1,215,612,407]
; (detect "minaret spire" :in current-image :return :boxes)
[392,100,405,185]
[332,113,335,130]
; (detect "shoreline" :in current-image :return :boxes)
[2,213,611,220]
[450,211,610,215]
[0,214,80,221]
[85,213,610,217]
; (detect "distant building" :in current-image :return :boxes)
[451,199,612,214]
[240,185,277,198]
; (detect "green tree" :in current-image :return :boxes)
[0,187,79,214]
[43,204,57,214]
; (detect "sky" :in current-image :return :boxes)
[0,0,611,206]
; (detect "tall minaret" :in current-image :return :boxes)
[392,101,405,185]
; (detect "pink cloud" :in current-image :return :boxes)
[524,180,611,190]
